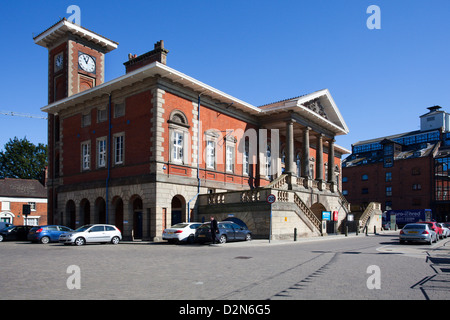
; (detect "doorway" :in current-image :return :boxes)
[171,195,185,226]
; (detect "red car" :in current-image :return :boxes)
[420,222,443,239]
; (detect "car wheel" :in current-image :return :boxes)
[219,234,227,244]
[0,235,3,242]
[245,233,252,241]
[75,237,85,246]
[40,236,50,244]
[111,236,120,245]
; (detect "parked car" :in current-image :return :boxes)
[0,225,34,242]
[420,221,443,239]
[163,222,202,243]
[27,225,73,244]
[59,224,122,246]
[0,222,13,231]
[438,223,450,238]
[399,223,437,245]
[195,221,252,244]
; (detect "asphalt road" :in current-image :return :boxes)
[1,231,449,301]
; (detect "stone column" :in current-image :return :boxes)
[285,120,295,175]
[301,127,310,178]
[327,138,336,184]
[316,133,324,181]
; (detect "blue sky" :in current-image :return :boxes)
[1,0,450,155]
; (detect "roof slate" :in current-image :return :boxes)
[0,178,47,199]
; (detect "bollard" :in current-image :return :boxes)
[294,228,297,241]
[374,226,376,234]
[365,226,368,236]
[345,225,348,237]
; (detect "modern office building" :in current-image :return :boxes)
[343,105,450,221]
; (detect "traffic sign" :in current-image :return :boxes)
[267,194,276,204]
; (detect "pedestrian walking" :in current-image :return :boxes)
[210,216,218,244]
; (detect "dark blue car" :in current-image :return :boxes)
[27,225,73,244]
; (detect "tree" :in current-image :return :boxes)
[0,137,48,185]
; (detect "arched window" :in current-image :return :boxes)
[168,110,190,164]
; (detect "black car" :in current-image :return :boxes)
[195,221,252,244]
[0,225,34,242]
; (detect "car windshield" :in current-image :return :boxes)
[75,225,93,232]
[171,223,188,229]
[3,226,15,231]
[198,223,211,229]
[404,224,425,230]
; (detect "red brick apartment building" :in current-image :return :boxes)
[0,178,47,226]
[34,18,351,240]
[343,106,450,222]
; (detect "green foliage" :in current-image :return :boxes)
[0,137,48,184]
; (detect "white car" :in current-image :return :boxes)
[163,222,202,243]
[59,224,122,246]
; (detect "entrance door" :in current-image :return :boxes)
[133,212,143,239]
[171,195,185,226]
[171,210,182,225]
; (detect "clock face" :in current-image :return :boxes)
[78,53,96,73]
[55,53,63,71]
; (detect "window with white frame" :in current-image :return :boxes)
[205,130,220,170]
[226,145,235,172]
[81,141,91,170]
[114,133,124,165]
[172,131,184,163]
[206,140,216,169]
[265,144,272,178]
[168,110,190,165]
[97,137,107,168]
[82,113,91,127]
[97,108,107,123]
[243,138,250,176]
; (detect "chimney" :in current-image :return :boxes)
[124,40,169,73]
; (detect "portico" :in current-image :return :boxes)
[258,89,348,189]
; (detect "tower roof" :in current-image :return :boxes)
[33,18,118,52]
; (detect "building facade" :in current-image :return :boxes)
[34,19,351,240]
[343,106,450,221]
[0,178,47,226]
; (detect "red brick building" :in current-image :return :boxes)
[34,19,351,240]
[0,178,47,226]
[343,106,450,221]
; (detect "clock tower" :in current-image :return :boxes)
[33,18,118,224]
[34,18,118,103]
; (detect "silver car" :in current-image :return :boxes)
[59,224,122,246]
[399,223,437,245]
[438,223,450,238]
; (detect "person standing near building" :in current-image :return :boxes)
[210,216,218,244]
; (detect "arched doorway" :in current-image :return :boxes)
[80,199,90,225]
[224,217,248,229]
[310,202,327,221]
[95,197,106,224]
[171,195,185,225]
[132,196,143,240]
[113,197,124,233]
[65,200,76,229]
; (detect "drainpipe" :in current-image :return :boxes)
[106,93,112,224]
[187,93,202,222]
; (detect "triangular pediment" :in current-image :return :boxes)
[259,89,349,136]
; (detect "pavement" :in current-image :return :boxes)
[124,230,399,248]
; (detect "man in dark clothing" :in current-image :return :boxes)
[210,216,218,244]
